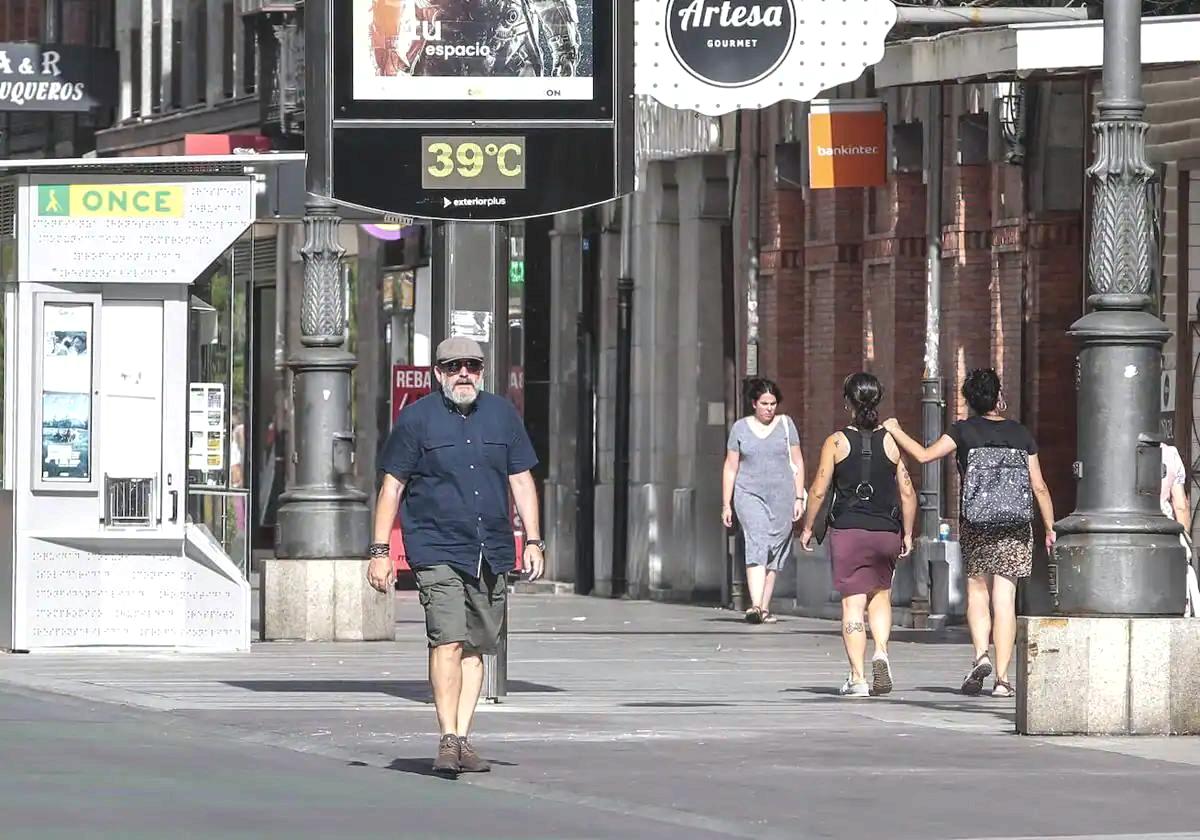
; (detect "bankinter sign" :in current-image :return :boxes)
[807,100,887,190]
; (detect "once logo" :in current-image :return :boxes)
[666,0,795,88]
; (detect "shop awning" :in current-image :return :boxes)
[876,13,1200,88]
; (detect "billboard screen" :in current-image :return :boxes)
[353,0,594,102]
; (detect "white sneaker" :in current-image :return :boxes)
[839,677,870,697]
[871,652,893,696]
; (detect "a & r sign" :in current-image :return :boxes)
[0,42,118,113]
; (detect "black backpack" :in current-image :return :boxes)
[961,447,1033,527]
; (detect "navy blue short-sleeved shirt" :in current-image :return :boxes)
[379,391,538,576]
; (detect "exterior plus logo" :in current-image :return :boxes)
[666,0,796,88]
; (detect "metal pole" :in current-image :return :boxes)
[612,195,634,598]
[1054,0,1186,615]
[273,196,372,565]
[912,85,944,628]
[894,6,1092,26]
[575,310,596,595]
[268,0,375,638]
[720,222,739,610]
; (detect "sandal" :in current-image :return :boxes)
[761,611,778,624]
[960,654,993,696]
[745,607,764,624]
[992,679,1015,698]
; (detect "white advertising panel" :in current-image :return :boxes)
[634,0,896,115]
[353,0,594,101]
[24,177,255,285]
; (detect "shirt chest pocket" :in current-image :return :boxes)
[482,436,509,473]
[421,436,460,472]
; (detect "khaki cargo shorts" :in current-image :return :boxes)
[413,563,507,654]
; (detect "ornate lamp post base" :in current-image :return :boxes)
[1054,298,1185,616]
[262,200,393,642]
[1017,0,1194,735]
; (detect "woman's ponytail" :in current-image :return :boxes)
[843,372,884,429]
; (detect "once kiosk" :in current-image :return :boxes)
[0,155,303,652]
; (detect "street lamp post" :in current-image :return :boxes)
[1053,0,1186,615]
[262,0,391,640]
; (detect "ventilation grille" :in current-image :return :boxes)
[0,183,15,238]
[104,475,157,528]
[232,236,278,284]
[13,160,255,177]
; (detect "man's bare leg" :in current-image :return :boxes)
[429,642,464,735]
[456,651,486,736]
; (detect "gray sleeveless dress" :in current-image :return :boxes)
[728,417,799,571]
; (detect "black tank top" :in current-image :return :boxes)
[831,427,902,533]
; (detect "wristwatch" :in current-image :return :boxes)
[527,539,546,551]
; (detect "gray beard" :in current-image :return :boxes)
[443,379,479,407]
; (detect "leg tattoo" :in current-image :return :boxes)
[844,621,866,634]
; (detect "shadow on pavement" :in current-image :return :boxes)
[622,701,735,708]
[756,626,971,645]
[382,757,519,777]
[222,680,563,700]
[780,687,1016,723]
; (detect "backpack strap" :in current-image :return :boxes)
[855,429,874,501]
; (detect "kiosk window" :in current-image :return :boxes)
[38,302,94,482]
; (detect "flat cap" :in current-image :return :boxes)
[435,336,485,363]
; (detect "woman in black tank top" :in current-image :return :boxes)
[800,373,918,698]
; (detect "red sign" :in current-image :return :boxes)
[184,133,273,155]
[390,365,432,574]
[392,365,432,422]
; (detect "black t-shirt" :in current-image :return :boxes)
[946,416,1037,475]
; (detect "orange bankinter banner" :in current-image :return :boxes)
[808,100,887,190]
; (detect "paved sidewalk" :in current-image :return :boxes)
[4,594,1200,839]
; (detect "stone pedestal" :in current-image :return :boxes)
[261,558,393,641]
[1017,616,1200,735]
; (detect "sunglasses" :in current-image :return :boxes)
[439,358,484,375]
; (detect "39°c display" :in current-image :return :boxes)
[421,136,526,190]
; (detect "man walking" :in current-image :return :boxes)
[367,337,545,776]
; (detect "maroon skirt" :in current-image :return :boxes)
[830,528,901,596]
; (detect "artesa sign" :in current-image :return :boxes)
[0,43,117,112]
[808,100,887,189]
[667,0,795,88]
[636,0,895,115]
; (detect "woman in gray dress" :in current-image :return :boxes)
[722,379,806,624]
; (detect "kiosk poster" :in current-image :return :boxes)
[40,303,92,480]
[355,0,593,101]
[188,383,225,473]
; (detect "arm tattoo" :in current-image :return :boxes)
[898,462,914,491]
[843,621,866,634]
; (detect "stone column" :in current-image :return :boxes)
[262,199,392,641]
[675,154,729,602]
[629,162,679,599]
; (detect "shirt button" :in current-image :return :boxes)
[469,465,475,469]
[474,491,480,496]
[466,439,471,444]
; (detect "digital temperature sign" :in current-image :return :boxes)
[332,126,618,221]
[421,136,526,190]
[317,0,634,221]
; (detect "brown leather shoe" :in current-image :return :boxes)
[457,737,491,773]
[432,734,460,775]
